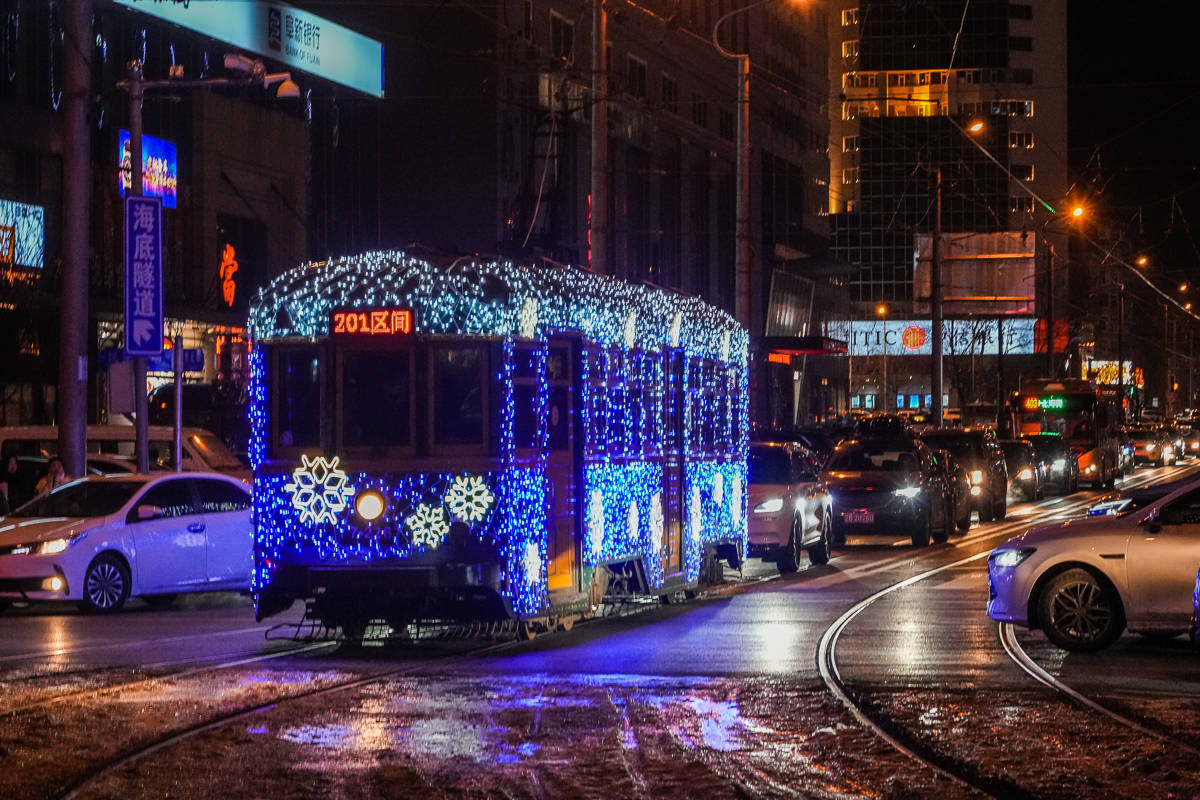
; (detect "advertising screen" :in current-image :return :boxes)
[0,197,45,271]
[118,130,178,209]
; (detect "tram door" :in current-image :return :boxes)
[544,340,577,592]
[661,350,686,576]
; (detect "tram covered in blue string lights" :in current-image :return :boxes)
[248,251,749,634]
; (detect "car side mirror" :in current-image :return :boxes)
[136,504,164,521]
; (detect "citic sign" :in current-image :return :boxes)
[901,325,926,351]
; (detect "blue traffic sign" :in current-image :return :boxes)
[124,195,164,357]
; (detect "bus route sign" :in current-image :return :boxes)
[330,307,415,337]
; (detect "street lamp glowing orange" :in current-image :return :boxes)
[876,304,887,317]
[1186,302,1193,311]
[967,120,984,133]
[1136,255,1149,267]
[1070,205,1084,218]
[1181,283,1189,293]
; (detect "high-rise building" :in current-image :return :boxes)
[826,0,1068,413]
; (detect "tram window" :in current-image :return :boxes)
[275,349,320,449]
[343,351,410,447]
[433,347,485,445]
[513,383,539,449]
[547,346,569,382]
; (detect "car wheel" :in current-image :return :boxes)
[979,492,995,522]
[911,508,931,547]
[806,514,831,566]
[0,599,11,613]
[956,504,971,531]
[77,554,131,614]
[777,523,800,574]
[143,593,178,608]
[932,498,951,543]
[1038,568,1125,652]
[993,490,1007,520]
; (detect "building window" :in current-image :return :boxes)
[842,135,859,152]
[550,11,574,63]
[628,55,647,99]
[1009,36,1033,52]
[1012,164,1034,182]
[959,69,981,84]
[661,75,678,113]
[692,94,708,128]
[992,99,1034,117]
[842,101,857,121]
[719,107,735,141]
[1009,4,1033,19]
[1009,131,1034,149]
[842,40,859,59]
[1011,196,1035,214]
[841,8,859,26]
[844,71,877,89]
[842,167,860,184]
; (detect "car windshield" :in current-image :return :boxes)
[998,442,1028,462]
[189,432,244,469]
[1024,435,1064,456]
[922,433,983,460]
[5,480,143,519]
[749,447,790,484]
[826,445,918,472]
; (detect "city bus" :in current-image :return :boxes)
[247,251,749,636]
[1010,378,1120,489]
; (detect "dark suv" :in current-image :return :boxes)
[920,428,1009,521]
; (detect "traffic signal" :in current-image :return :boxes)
[1170,373,1179,392]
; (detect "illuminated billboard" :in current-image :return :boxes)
[826,318,1036,357]
[0,197,45,271]
[118,130,179,209]
[113,0,384,98]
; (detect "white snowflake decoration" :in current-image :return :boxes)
[730,475,743,528]
[522,541,543,584]
[623,310,637,349]
[445,475,495,522]
[649,493,664,546]
[587,490,606,558]
[667,313,682,348]
[406,503,450,548]
[284,454,355,525]
[719,330,731,362]
[713,472,725,508]
[689,485,702,542]
[627,500,639,543]
[518,296,539,338]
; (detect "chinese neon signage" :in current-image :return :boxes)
[330,308,414,336]
[220,243,239,308]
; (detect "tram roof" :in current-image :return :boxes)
[249,250,748,364]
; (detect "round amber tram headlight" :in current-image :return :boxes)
[356,491,386,521]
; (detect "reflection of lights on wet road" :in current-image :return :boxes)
[755,620,800,672]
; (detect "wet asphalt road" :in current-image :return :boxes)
[3,463,1200,798]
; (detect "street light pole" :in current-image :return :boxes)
[1046,242,1056,377]
[590,0,608,275]
[1117,283,1125,422]
[931,168,944,427]
[713,1,769,330]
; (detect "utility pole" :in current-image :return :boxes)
[1046,242,1056,377]
[1117,283,1125,422]
[590,0,608,275]
[931,168,944,427]
[57,0,92,478]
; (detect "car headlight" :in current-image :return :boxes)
[1086,464,1097,473]
[1051,458,1066,471]
[1147,443,1157,451]
[894,486,922,499]
[1018,468,1033,480]
[753,497,784,514]
[990,547,1036,568]
[969,470,984,484]
[36,531,88,555]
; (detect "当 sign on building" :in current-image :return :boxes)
[113,0,384,97]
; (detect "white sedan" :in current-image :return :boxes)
[747,442,833,573]
[988,476,1200,651]
[0,473,252,613]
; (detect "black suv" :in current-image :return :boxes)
[920,428,1009,521]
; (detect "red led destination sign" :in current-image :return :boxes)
[330,308,415,336]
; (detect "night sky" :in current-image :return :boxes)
[1068,0,1200,284]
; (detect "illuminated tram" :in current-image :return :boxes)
[1010,378,1120,489]
[248,251,749,635]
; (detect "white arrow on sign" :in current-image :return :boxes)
[133,319,156,346]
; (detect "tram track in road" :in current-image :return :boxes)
[815,465,1197,798]
[53,636,524,800]
[0,640,335,717]
[998,622,1200,758]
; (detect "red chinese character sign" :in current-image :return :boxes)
[124,196,163,357]
[330,308,415,336]
[220,243,239,308]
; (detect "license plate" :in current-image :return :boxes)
[845,509,874,524]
